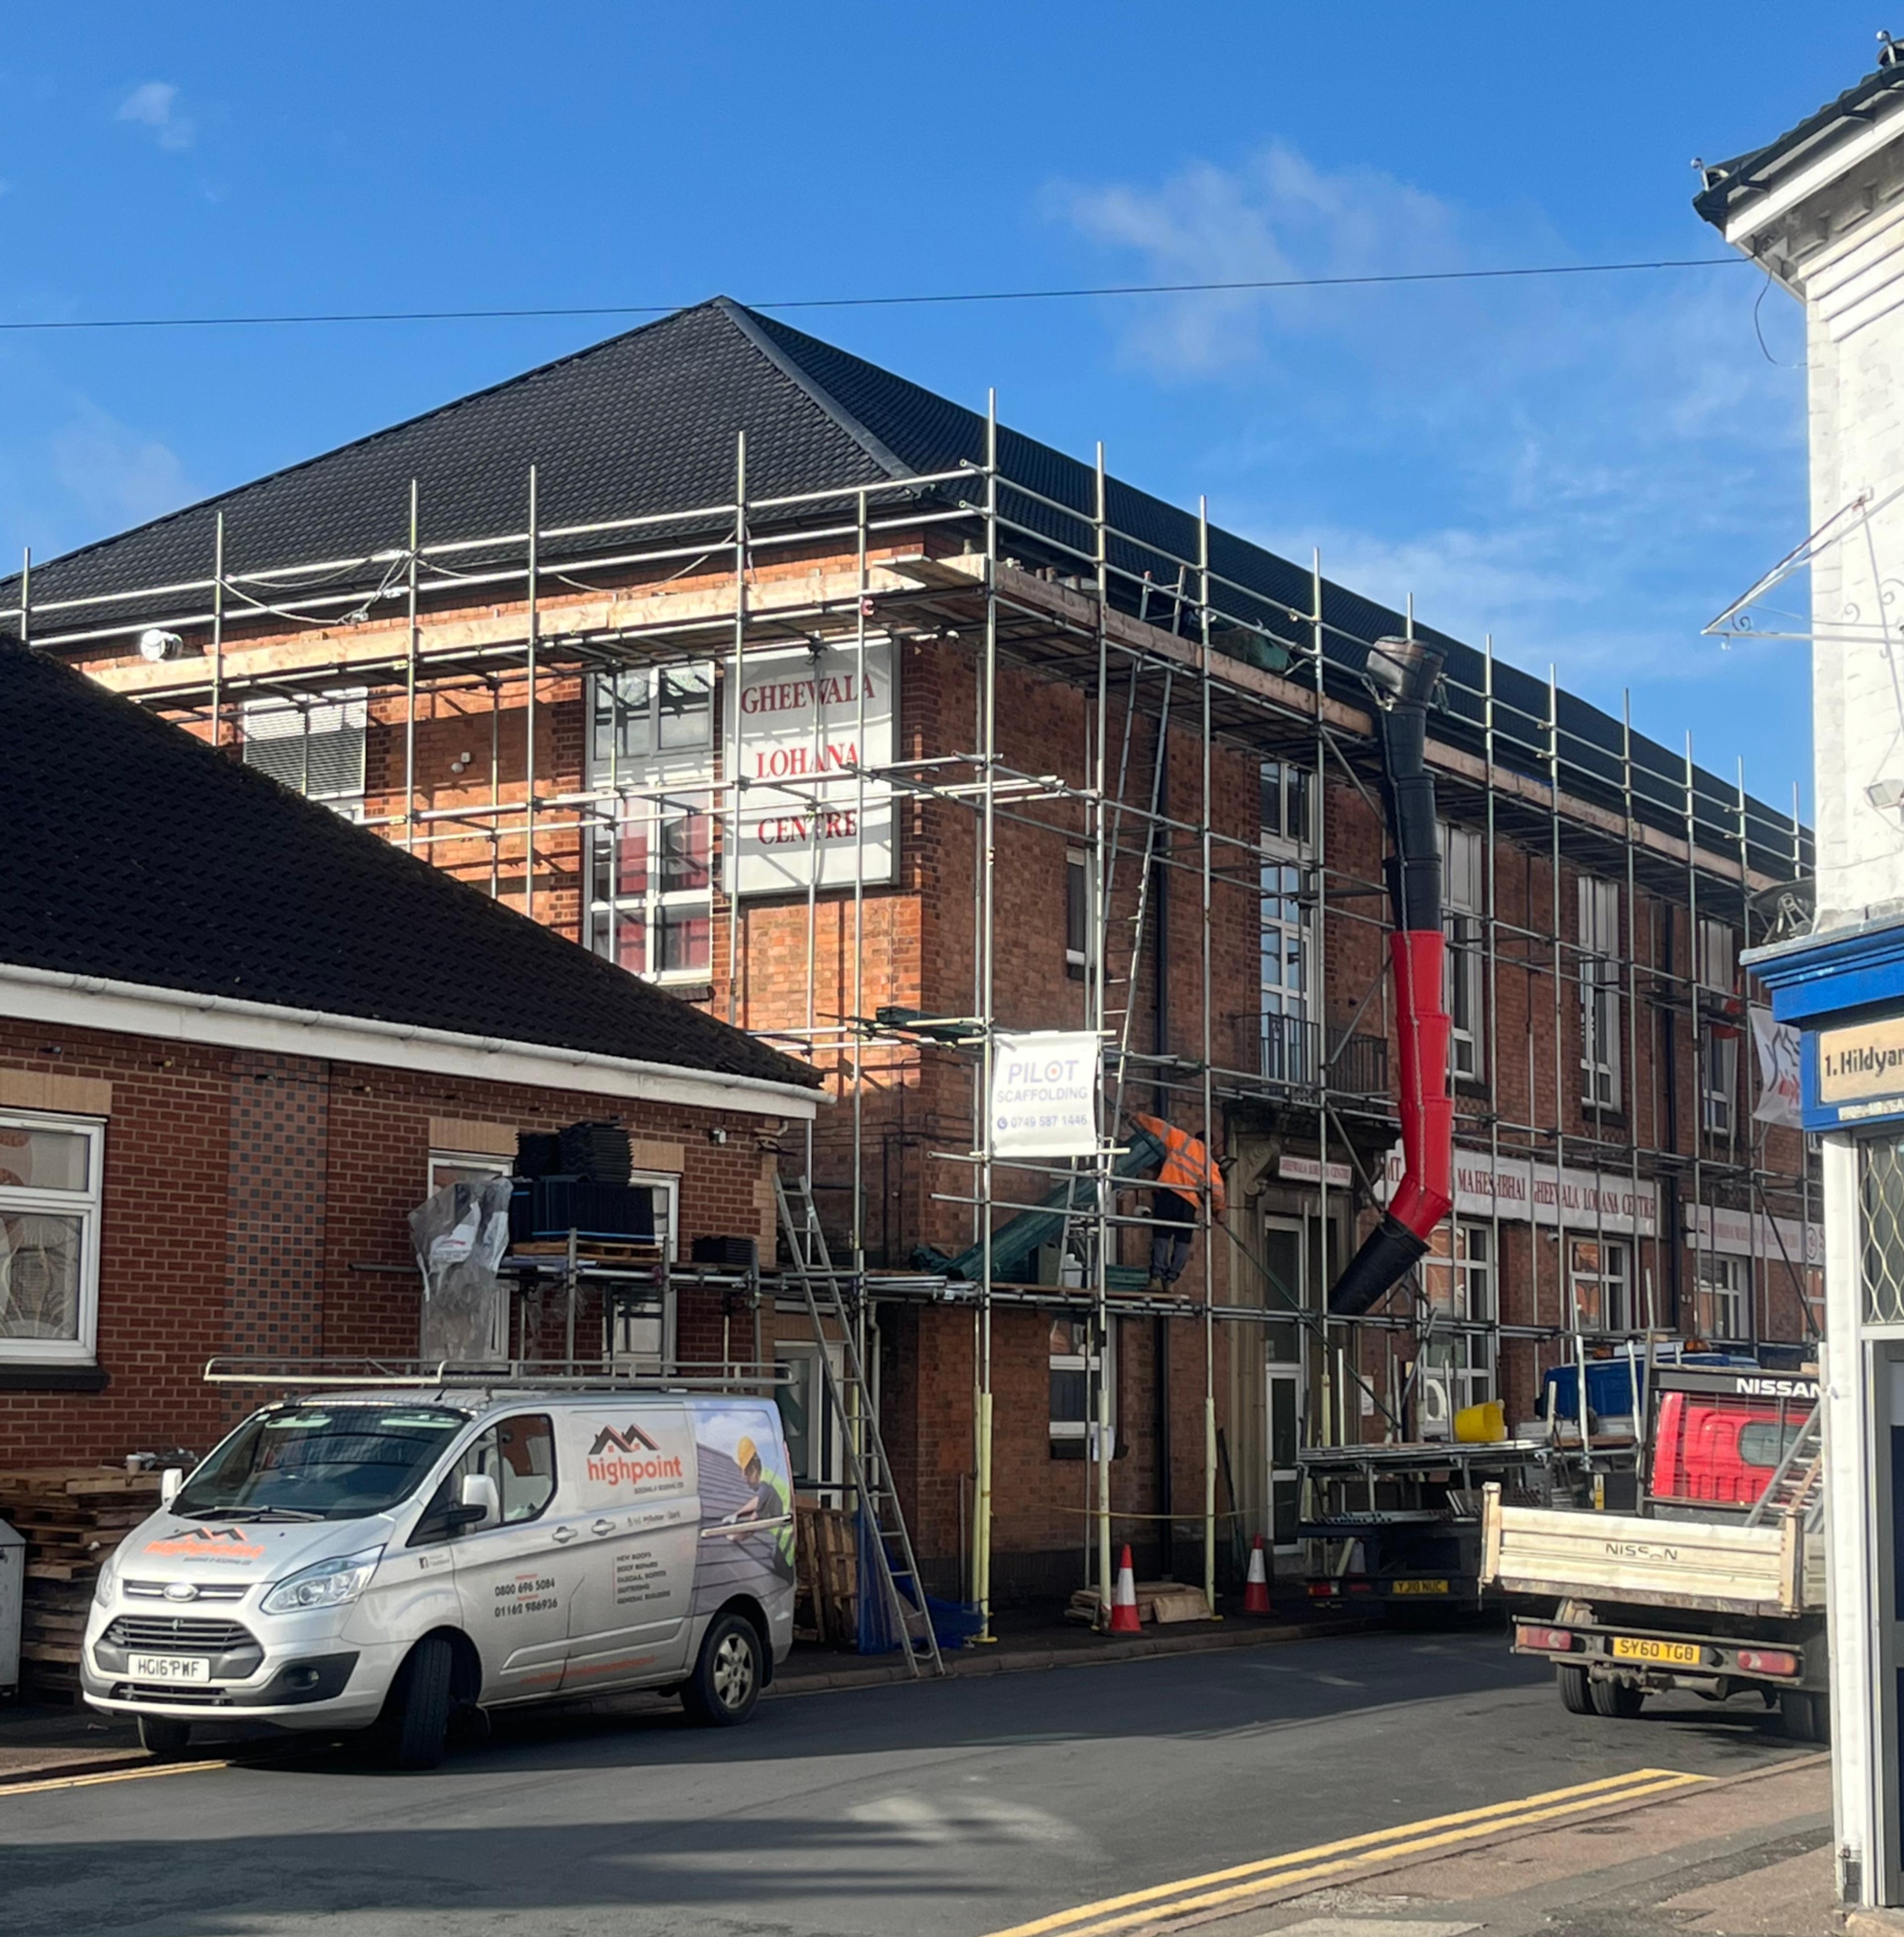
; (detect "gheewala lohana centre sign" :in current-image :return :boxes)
[724,639,895,896]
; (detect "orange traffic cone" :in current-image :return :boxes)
[1243,1534,1272,1615]
[1108,1544,1142,1634]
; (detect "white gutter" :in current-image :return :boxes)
[0,961,821,1121]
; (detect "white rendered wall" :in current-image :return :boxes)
[1803,189,1904,930]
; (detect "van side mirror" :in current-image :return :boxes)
[453,1471,501,1531]
[160,1468,183,1508]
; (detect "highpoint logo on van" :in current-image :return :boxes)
[143,1527,265,1561]
[586,1422,685,1487]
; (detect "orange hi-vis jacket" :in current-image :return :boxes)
[1131,1113,1226,1216]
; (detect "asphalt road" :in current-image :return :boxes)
[0,1628,1807,1937]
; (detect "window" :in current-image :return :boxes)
[1066,849,1091,980]
[1694,1252,1748,1342]
[776,1341,842,1498]
[242,690,367,817]
[1259,760,1312,849]
[451,1414,557,1525]
[585,665,716,981]
[428,1150,512,1195]
[1700,1030,1738,1138]
[0,1114,104,1364]
[1439,823,1486,1082]
[1578,876,1622,1108]
[1569,1237,1632,1334]
[1258,762,1313,1084]
[1738,1419,1808,1469]
[1421,1221,1496,1420]
[1049,1317,1115,1455]
[1696,919,1740,1138]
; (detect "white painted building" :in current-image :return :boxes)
[1701,44,1904,1911]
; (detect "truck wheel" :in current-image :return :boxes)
[1557,1665,1594,1714]
[138,1715,191,1759]
[681,1612,762,1727]
[1590,1676,1645,1719]
[1779,1688,1829,1743]
[389,1634,454,1770]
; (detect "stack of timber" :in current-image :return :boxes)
[793,1501,857,1646]
[0,1469,161,1697]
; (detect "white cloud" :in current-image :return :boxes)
[116,80,194,152]
[1044,138,1811,765]
[50,401,190,529]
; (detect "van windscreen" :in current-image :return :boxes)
[174,1405,469,1520]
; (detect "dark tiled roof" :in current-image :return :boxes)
[1692,55,1904,228]
[2,297,1806,875]
[0,638,817,1093]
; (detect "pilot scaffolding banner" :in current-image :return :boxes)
[725,638,894,896]
[990,1031,1101,1159]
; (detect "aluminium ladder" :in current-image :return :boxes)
[774,1173,946,1677]
[1743,1399,1826,1530]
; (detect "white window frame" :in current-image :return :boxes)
[1696,917,1737,995]
[427,1149,512,1195]
[1439,823,1486,1083]
[775,1337,845,1501]
[585,665,717,985]
[1694,1251,1748,1343]
[629,1169,680,1262]
[1700,1030,1739,1138]
[1578,876,1623,1109]
[240,688,368,819]
[0,1111,105,1365]
[1065,848,1092,980]
[1568,1236,1633,1335]
[1259,761,1315,1085]
[1049,1317,1116,1452]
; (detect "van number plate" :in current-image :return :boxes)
[128,1653,211,1684]
[1611,1637,1700,1666]
[1390,1579,1450,1595]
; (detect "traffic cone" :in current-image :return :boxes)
[1108,1544,1142,1634]
[1243,1534,1272,1615]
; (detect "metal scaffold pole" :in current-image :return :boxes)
[976,389,1000,1641]
[1198,495,1218,1614]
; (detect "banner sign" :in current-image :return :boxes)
[1684,1202,1823,1269]
[990,1031,1101,1158]
[1749,1007,1803,1129]
[1380,1147,1658,1238]
[724,638,894,897]
[1277,1153,1354,1190]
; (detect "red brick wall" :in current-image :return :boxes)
[0,1016,791,1467]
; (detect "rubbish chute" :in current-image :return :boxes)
[1327,637,1454,1317]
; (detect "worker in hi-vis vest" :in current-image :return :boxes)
[1129,1113,1226,1292]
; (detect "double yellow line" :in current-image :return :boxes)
[983,1766,1707,1937]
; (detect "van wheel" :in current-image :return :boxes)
[1557,1665,1594,1714]
[682,1613,762,1727]
[1780,1688,1829,1743]
[1590,1676,1645,1719]
[138,1715,191,1759]
[389,1634,454,1770]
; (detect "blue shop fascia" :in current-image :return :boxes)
[1750,915,1904,1135]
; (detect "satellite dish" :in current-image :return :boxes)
[137,628,185,663]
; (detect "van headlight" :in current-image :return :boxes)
[261,1544,385,1616]
[92,1547,120,1608]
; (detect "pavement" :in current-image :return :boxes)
[0,1625,1823,1937]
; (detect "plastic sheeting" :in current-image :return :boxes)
[409,1178,514,1365]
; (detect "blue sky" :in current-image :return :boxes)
[0,5,1870,815]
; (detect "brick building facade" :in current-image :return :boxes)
[6,298,1818,1600]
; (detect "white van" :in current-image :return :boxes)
[82,1386,797,1768]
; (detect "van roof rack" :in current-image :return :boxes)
[201,1356,793,1392]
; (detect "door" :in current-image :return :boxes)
[446,1412,582,1703]
[557,1404,700,1692]
[1267,1368,1302,1552]
[1262,1217,1308,1553]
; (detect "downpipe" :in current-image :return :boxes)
[1329,637,1455,1318]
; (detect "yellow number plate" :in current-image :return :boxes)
[1611,1636,1701,1665]
[1390,1578,1450,1596]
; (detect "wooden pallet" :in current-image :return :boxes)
[794,1502,857,1646]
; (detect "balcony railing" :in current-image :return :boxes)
[1231,1013,1388,1100]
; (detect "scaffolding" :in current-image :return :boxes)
[8,405,1819,1633]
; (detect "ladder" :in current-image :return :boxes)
[1744,1399,1825,1530]
[774,1173,946,1677]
